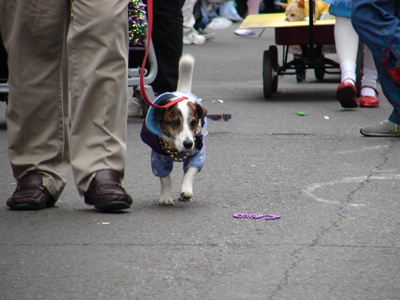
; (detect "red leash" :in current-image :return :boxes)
[139,0,187,108]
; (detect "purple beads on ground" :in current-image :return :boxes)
[265,215,281,220]
[233,214,280,220]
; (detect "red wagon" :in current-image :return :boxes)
[240,3,363,98]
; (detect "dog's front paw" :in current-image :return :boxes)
[158,196,174,206]
[178,191,193,202]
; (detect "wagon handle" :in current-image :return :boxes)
[309,0,314,61]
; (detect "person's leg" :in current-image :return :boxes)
[235,0,248,18]
[0,0,70,204]
[0,31,8,82]
[182,0,205,45]
[352,0,400,127]
[68,0,131,194]
[151,0,185,94]
[359,45,379,107]
[335,17,359,84]
[183,0,198,35]
[219,0,243,22]
[247,0,261,15]
[234,0,261,36]
[334,16,359,108]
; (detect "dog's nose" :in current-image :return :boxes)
[183,140,193,149]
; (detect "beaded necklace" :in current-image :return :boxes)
[158,137,193,162]
[233,214,281,220]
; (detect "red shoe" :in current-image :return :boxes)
[359,86,379,108]
[335,79,358,108]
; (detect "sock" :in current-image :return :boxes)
[340,61,356,84]
[361,68,378,97]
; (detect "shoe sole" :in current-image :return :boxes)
[360,129,400,137]
[183,41,205,45]
[8,201,55,211]
[94,201,131,211]
[233,32,257,36]
[359,104,379,108]
[360,98,379,108]
[336,86,358,108]
[9,204,46,210]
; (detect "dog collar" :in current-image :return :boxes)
[158,137,192,162]
[140,122,205,156]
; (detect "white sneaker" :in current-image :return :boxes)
[198,29,216,40]
[128,97,143,117]
[183,32,206,45]
[360,120,400,137]
[219,1,243,22]
[205,17,233,30]
[234,28,258,36]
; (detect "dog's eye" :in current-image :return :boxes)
[290,13,296,17]
[170,119,180,127]
[190,120,198,129]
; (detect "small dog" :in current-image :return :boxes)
[140,54,208,206]
[279,0,331,22]
[280,0,305,22]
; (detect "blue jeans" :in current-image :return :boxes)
[351,0,400,124]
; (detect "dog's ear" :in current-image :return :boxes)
[154,99,170,122]
[195,103,207,123]
[154,107,165,122]
[279,2,288,9]
[298,0,305,9]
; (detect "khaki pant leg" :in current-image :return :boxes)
[0,0,70,199]
[68,0,129,195]
[182,0,198,35]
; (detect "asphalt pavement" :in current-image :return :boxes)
[0,21,399,300]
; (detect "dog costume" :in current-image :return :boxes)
[140,92,207,177]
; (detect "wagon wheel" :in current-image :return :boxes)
[296,67,306,83]
[269,45,279,92]
[314,66,325,80]
[263,50,273,98]
[272,73,278,92]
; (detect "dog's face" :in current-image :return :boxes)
[280,0,305,22]
[155,99,207,152]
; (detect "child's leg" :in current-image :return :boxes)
[361,46,378,97]
[335,17,359,84]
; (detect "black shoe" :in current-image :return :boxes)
[7,172,56,210]
[84,169,133,211]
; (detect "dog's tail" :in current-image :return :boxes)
[177,54,195,93]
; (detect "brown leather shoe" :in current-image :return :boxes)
[6,172,56,210]
[84,169,133,211]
